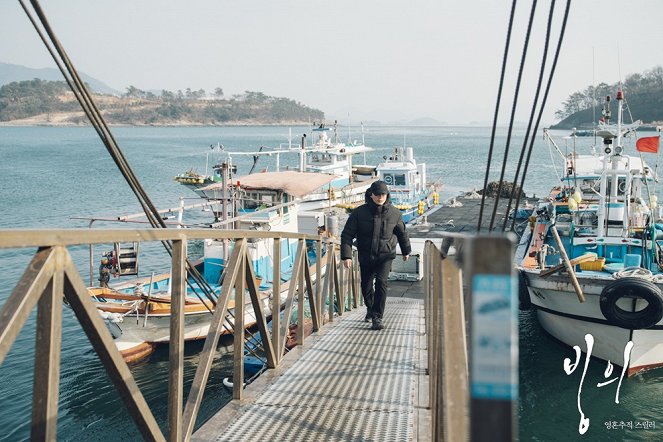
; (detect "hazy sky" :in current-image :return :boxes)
[1,1,662,125]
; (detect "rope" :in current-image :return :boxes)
[477,0,517,232]
[613,267,654,280]
[511,0,573,231]
[489,0,538,231]
[505,0,556,231]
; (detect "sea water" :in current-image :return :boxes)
[1,125,661,440]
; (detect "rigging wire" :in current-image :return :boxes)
[20,0,220,309]
[488,0,538,231]
[503,0,555,231]
[511,0,573,231]
[477,0,518,232]
[19,0,279,347]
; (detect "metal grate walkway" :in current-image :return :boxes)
[200,298,424,442]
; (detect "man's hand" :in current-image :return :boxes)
[343,259,352,269]
[403,255,410,262]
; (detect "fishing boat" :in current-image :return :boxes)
[87,171,335,362]
[376,146,439,223]
[518,89,663,376]
[175,123,377,214]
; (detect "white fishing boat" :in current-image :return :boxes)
[86,171,335,362]
[176,123,377,214]
[518,90,663,376]
[376,146,439,223]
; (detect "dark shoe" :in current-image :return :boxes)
[371,318,384,330]
[364,312,372,322]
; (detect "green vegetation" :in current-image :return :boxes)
[0,79,324,124]
[552,66,663,129]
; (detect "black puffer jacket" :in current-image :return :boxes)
[341,190,411,264]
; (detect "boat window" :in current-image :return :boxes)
[394,174,406,185]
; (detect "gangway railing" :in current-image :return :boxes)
[0,228,360,442]
[423,234,517,442]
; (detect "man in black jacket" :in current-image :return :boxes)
[341,180,411,330]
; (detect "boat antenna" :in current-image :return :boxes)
[361,121,365,146]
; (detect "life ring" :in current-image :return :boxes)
[600,277,663,329]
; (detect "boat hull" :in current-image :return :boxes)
[523,270,663,376]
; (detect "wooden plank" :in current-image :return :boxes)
[440,258,468,441]
[233,246,246,399]
[168,240,186,442]
[0,247,58,364]
[297,241,305,346]
[272,239,281,364]
[304,259,320,332]
[539,252,596,278]
[31,267,63,441]
[315,240,322,326]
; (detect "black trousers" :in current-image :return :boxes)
[360,259,392,320]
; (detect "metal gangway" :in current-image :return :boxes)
[0,229,517,441]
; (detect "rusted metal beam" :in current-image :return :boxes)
[62,256,165,441]
[31,265,63,441]
[182,239,245,440]
[0,247,58,365]
[168,240,186,442]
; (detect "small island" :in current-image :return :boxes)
[0,79,324,126]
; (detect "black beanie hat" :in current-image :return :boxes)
[369,180,389,195]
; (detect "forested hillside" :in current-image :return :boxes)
[0,79,324,125]
[552,66,663,129]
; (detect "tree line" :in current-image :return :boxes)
[0,79,324,124]
[553,66,663,128]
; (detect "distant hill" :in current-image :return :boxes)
[551,66,663,129]
[0,79,325,125]
[0,61,120,95]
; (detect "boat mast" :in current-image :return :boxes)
[616,89,631,236]
[596,95,611,240]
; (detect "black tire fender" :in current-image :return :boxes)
[600,277,663,329]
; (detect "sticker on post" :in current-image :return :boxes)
[471,274,517,400]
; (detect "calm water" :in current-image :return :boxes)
[1,125,661,440]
